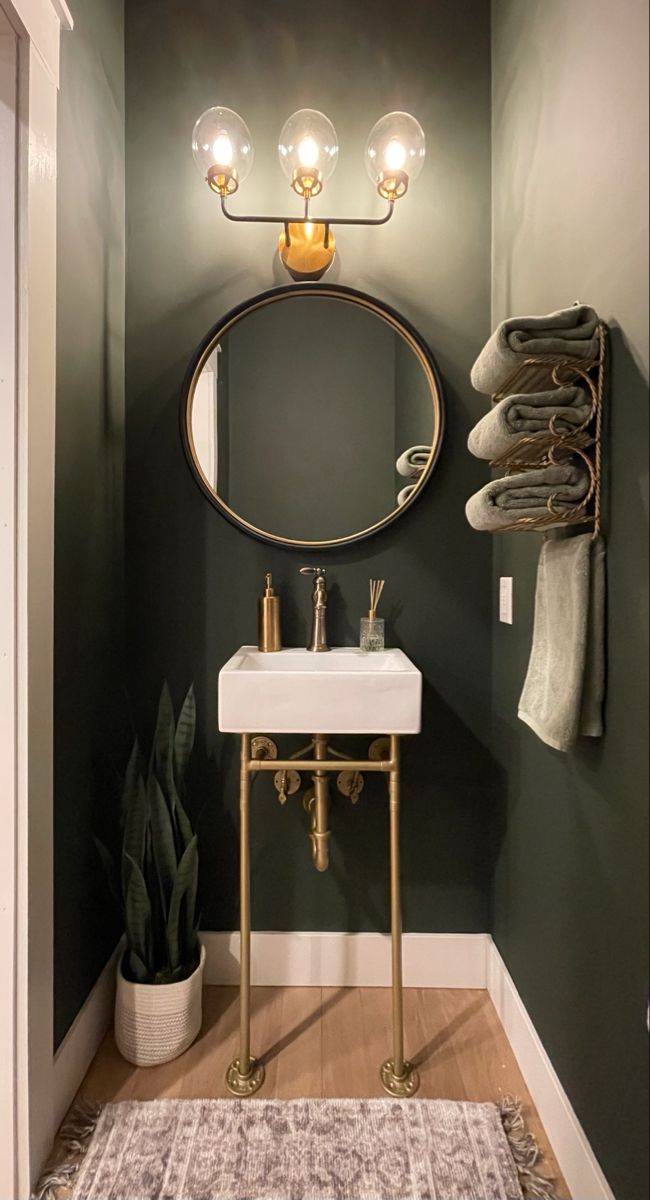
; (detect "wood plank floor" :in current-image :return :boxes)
[77,985,569,1198]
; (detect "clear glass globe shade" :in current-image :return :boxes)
[192,107,254,194]
[278,109,339,197]
[365,111,425,198]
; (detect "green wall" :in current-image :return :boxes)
[54,0,126,1048]
[124,0,494,936]
[490,2,649,1197]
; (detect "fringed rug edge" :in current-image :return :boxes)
[500,1095,560,1200]
[32,1100,103,1200]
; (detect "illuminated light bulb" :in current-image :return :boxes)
[297,136,319,169]
[304,221,314,238]
[384,139,407,171]
[365,112,425,200]
[192,107,254,196]
[278,109,339,198]
[212,133,233,167]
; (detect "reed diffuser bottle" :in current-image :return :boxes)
[360,579,385,651]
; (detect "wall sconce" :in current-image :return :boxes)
[192,106,425,281]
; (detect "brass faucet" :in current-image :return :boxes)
[299,566,330,652]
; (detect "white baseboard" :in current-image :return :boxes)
[51,932,615,1200]
[487,941,615,1200]
[200,931,489,988]
[52,941,121,1132]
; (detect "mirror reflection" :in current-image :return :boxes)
[185,290,443,547]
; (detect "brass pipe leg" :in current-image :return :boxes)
[226,733,265,1097]
[380,735,419,1098]
[310,734,331,872]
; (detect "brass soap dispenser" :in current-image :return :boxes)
[258,573,282,652]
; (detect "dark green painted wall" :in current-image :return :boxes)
[54,0,126,1048]
[490,2,649,1197]
[124,0,494,937]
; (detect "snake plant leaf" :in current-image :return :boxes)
[154,682,177,805]
[94,837,121,911]
[124,852,152,971]
[120,738,141,829]
[174,794,194,853]
[167,963,192,983]
[181,843,200,966]
[174,684,196,792]
[166,835,198,972]
[148,771,177,905]
[121,775,147,895]
[144,824,167,970]
[128,948,151,984]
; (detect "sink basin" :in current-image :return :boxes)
[218,646,422,735]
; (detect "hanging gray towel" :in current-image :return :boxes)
[467,386,591,460]
[519,533,605,751]
[396,445,431,478]
[465,463,590,531]
[471,305,600,394]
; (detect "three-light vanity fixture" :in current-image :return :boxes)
[192,106,426,280]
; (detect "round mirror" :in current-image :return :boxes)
[180,284,444,548]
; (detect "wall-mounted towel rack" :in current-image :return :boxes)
[489,322,606,536]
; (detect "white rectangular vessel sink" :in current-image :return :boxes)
[219,646,422,735]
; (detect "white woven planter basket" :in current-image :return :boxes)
[115,943,206,1066]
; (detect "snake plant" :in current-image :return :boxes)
[96,683,200,985]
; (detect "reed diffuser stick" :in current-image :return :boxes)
[369,578,385,619]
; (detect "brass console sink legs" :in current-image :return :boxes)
[380,734,420,1097]
[225,733,265,1097]
[226,731,419,1098]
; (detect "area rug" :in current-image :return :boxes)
[36,1097,557,1200]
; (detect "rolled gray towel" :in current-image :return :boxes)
[396,445,431,478]
[471,304,600,394]
[519,533,605,751]
[467,386,591,460]
[465,463,590,531]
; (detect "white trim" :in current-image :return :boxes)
[15,36,58,1193]
[487,941,615,1200]
[0,0,71,88]
[50,0,72,31]
[0,14,19,1197]
[0,0,68,1189]
[52,943,121,1133]
[201,931,490,988]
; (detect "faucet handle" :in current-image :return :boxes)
[299,565,326,578]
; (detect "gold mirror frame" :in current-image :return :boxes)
[180,283,445,549]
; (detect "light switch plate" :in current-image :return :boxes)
[499,576,513,624]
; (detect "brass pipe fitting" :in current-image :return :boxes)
[308,734,331,872]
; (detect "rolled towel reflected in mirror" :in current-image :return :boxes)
[471,304,600,394]
[395,445,431,478]
[397,483,418,507]
[468,386,592,460]
[465,463,590,531]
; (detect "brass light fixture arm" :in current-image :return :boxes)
[220,193,395,247]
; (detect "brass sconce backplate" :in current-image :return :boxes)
[278,222,336,281]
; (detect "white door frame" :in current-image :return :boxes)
[0,0,71,1194]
